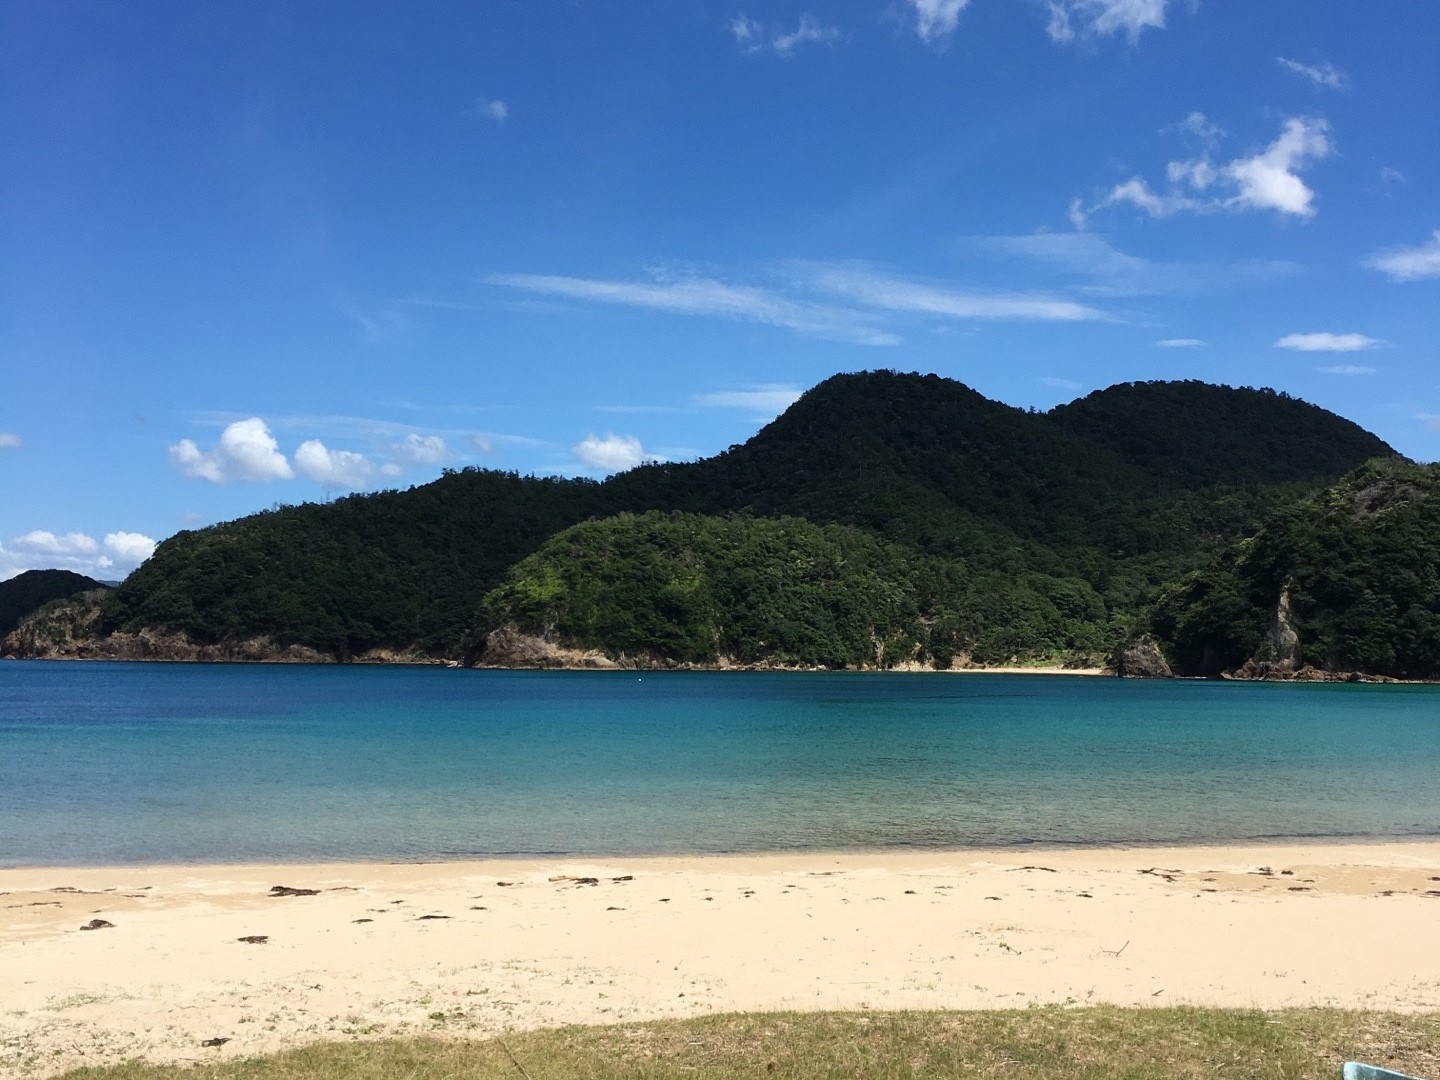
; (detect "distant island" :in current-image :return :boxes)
[5,371,1436,680]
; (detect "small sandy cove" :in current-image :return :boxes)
[3,842,1439,1077]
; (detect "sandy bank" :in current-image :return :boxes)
[3,842,1438,1076]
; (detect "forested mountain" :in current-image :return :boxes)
[1144,459,1440,679]
[0,570,109,638]
[16,371,1400,668]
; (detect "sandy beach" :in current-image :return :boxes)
[3,842,1438,1076]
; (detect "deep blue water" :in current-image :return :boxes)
[1,661,1438,866]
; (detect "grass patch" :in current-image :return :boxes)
[53,1007,1440,1080]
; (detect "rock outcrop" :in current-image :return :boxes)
[1112,636,1174,679]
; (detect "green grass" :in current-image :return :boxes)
[53,1007,1440,1080]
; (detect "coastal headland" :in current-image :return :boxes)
[4,842,1438,1077]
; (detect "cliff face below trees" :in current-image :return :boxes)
[1142,459,1440,681]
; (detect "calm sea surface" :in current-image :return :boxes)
[1,661,1438,866]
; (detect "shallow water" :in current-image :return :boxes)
[1,661,1437,865]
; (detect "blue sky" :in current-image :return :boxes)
[2,0,1437,580]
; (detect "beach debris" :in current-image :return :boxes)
[470,905,487,910]
[1287,886,1313,892]
[416,914,451,920]
[983,896,1002,901]
[606,906,624,911]
[659,897,671,902]
[353,918,374,923]
[79,919,114,931]
[1100,940,1130,957]
[1076,892,1093,898]
[549,875,600,886]
[268,886,320,897]
[904,889,916,895]
[237,935,269,944]
[1280,869,1294,876]
[1423,890,1440,898]
[1138,868,1181,882]
[496,881,515,887]
[611,875,634,882]
[201,1037,230,1048]
[1008,865,1057,873]
[1252,866,1275,877]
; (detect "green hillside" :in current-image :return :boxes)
[0,569,109,638]
[1145,459,1440,679]
[85,371,1397,665]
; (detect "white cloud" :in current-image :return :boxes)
[573,433,651,473]
[1317,365,1377,376]
[104,532,157,564]
[1379,167,1407,187]
[1365,230,1440,282]
[1046,0,1175,43]
[734,14,840,56]
[1276,57,1349,90]
[908,0,972,43]
[1275,332,1385,352]
[0,432,20,448]
[1225,117,1332,216]
[0,529,157,581]
[696,386,804,419]
[477,98,508,123]
[169,418,294,484]
[730,13,761,43]
[293,440,374,490]
[1156,338,1206,347]
[379,462,405,477]
[488,271,900,346]
[391,433,450,466]
[469,433,495,455]
[804,263,1106,321]
[13,530,98,556]
[1084,116,1332,222]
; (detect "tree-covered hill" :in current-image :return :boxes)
[0,569,110,638]
[1144,459,1440,679]
[77,371,1398,664]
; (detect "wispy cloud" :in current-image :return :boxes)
[696,385,804,419]
[476,97,508,123]
[1317,365,1377,376]
[801,262,1107,321]
[1275,332,1386,353]
[1078,115,1333,223]
[981,231,1295,297]
[1365,230,1440,282]
[0,432,20,448]
[336,295,403,343]
[907,0,972,43]
[487,271,901,346]
[1156,338,1206,348]
[1046,0,1184,44]
[732,13,840,56]
[1276,57,1349,90]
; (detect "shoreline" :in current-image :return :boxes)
[7,830,1440,873]
[5,841,1439,1076]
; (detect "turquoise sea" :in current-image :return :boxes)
[1,661,1438,866]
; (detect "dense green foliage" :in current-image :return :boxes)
[96,371,1397,664]
[480,511,1123,667]
[1148,459,1440,678]
[0,569,108,638]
